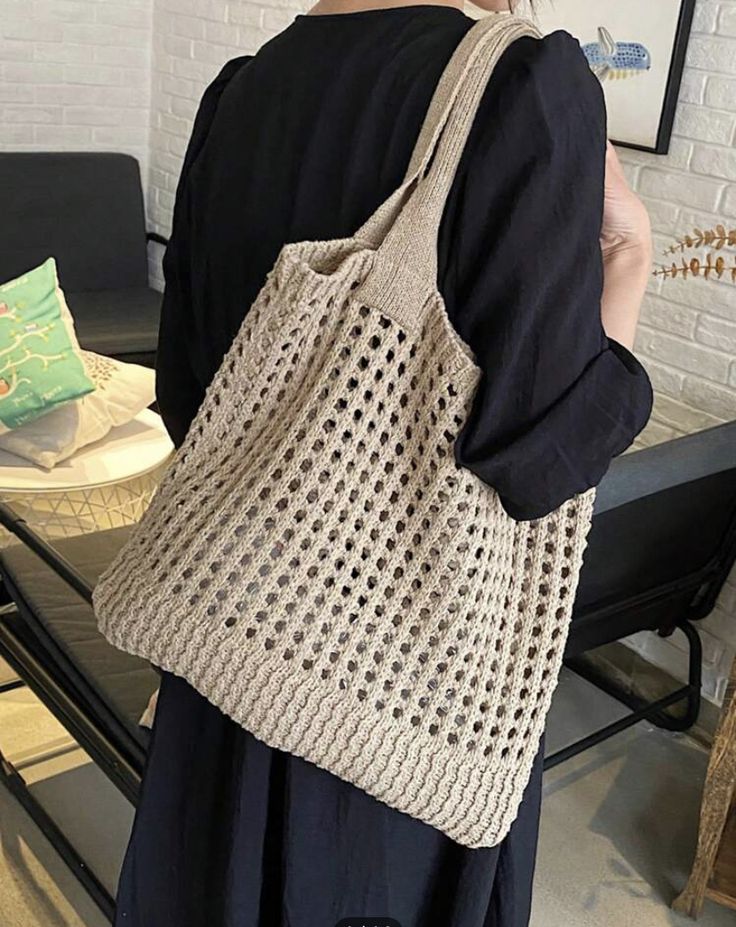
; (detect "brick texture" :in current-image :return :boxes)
[0,0,154,185]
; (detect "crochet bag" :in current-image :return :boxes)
[93,13,597,848]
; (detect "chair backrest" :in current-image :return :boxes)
[568,420,736,657]
[0,152,148,291]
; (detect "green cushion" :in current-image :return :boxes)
[0,257,95,431]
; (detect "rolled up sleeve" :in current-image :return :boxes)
[461,334,653,521]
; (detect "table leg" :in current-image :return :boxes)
[673,653,736,918]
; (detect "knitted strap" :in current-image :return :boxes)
[400,13,529,185]
[354,14,541,283]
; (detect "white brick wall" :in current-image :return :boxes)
[1,0,735,705]
[616,0,736,705]
[0,0,154,191]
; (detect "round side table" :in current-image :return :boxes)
[0,408,174,546]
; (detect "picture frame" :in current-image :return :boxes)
[533,0,696,155]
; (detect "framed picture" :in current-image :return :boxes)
[534,0,696,154]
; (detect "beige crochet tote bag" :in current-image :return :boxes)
[93,13,597,848]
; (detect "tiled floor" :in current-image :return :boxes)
[1,664,734,927]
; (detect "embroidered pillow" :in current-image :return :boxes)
[0,350,156,469]
[0,258,95,432]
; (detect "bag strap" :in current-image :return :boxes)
[353,14,541,315]
[401,14,535,186]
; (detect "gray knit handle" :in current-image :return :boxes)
[354,14,541,278]
[401,14,536,185]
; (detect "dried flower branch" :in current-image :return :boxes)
[663,225,736,255]
[653,253,736,282]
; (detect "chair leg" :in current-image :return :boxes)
[570,618,702,732]
[0,679,25,694]
[0,680,116,921]
[651,619,702,732]
[546,619,703,770]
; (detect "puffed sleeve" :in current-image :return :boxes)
[155,55,252,450]
[438,30,653,522]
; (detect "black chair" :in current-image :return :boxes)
[549,419,736,766]
[0,525,154,921]
[0,420,735,920]
[0,152,167,368]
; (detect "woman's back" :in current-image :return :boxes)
[158,6,653,522]
[171,7,473,369]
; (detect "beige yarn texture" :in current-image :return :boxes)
[93,14,597,848]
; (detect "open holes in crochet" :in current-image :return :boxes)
[124,276,587,783]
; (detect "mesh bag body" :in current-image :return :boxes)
[93,15,597,848]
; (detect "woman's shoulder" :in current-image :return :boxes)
[509,28,593,66]
[191,54,254,125]
[209,54,254,92]
[462,25,606,159]
[493,27,605,124]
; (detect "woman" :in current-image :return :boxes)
[115,2,653,925]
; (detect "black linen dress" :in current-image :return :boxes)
[114,7,653,926]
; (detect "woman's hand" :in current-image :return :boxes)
[600,141,653,261]
[599,142,652,350]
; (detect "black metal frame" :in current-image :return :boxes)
[146,231,169,249]
[0,506,140,923]
[647,0,697,155]
[0,670,117,921]
[544,482,736,769]
[544,619,702,770]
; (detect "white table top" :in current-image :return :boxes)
[0,408,175,492]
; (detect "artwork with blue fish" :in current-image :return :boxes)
[582,26,652,81]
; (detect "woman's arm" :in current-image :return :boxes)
[599,141,653,351]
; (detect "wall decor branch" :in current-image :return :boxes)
[663,226,736,255]
[653,255,736,283]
